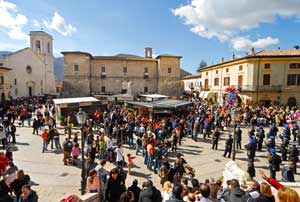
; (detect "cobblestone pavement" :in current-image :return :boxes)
[2,124,299,202]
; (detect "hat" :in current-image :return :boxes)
[270,148,276,153]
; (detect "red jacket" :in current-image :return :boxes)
[0,155,9,174]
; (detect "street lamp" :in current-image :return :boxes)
[231,108,240,161]
[76,108,87,195]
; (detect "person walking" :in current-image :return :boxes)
[212,128,220,150]
[62,138,73,165]
[288,144,299,174]
[269,148,282,180]
[53,128,62,151]
[236,125,242,150]
[41,129,49,153]
[32,118,39,135]
[223,133,233,158]
[10,123,16,144]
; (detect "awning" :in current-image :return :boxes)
[53,97,99,105]
[199,91,205,98]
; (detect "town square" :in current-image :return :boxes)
[1,1,300,202]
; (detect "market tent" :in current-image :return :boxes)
[53,97,99,105]
[151,99,192,109]
[127,99,192,109]
[139,94,169,101]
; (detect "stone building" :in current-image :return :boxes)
[61,48,187,98]
[0,31,56,98]
[197,47,300,106]
[0,66,11,101]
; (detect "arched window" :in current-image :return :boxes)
[26,65,32,74]
[47,42,51,53]
[36,40,41,52]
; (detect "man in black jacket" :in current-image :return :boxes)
[212,128,220,150]
[223,133,233,158]
[18,184,38,202]
[138,180,162,202]
[227,179,250,202]
[166,184,183,202]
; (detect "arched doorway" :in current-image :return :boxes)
[29,86,32,97]
[287,97,297,107]
[1,92,5,101]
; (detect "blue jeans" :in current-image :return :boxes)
[42,140,48,152]
[147,155,153,169]
[154,159,161,174]
[54,139,61,150]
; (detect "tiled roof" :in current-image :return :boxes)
[255,49,300,56]
[200,48,300,71]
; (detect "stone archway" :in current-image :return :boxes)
[26,81,36,97]
[287,97,297,107]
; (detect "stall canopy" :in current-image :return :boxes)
[139,94,169,101]
[53,97,100,105]
[127,99,192,109]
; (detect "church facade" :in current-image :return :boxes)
[0,31,56,99]
[61,48,184,98]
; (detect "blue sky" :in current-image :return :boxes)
[1,0,300,73]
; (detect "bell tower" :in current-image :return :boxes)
[29,31,56,94]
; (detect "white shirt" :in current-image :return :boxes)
[106,139,113,149]
[116,147,123,162]
[162,191,171,202]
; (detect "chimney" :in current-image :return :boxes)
[294,45,299,50]
[221,57,224,63]
[250,47,255,55]
[145,47,152,58]
[232,53,235,59]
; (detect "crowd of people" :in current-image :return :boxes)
[1,95,300,202]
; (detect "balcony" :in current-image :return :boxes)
[201,86,211,91]
[232,85,282,92]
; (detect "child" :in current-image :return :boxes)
[127,153,135,175]
[71,143,80,165]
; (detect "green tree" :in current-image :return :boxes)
[197,60,207,72]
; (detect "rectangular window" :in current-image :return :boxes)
[238,75,243,87]
[216,70,218,74]
[15,88,18,96]
[206,72,208,76]
[287,74,297,85]
[101,86,106,93]
[144,67,148,73]
[14,78,17,85]
[204,79,209,89]
[290,63,300,69]
[263,74,270,85]
[144,86,148,93]
[297,75,300,86]
[239,65,243,71]
[214,78,219,86]
[224,77,230,86]
[123,66,127,73]
[226,68,229,73]
[101,65,105,73]
[41,80,43,85]
[41,88,43,94]
[0,76,3,84]
[74,64,79,71]
[168,67,172,74]
[264,63,271,69]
